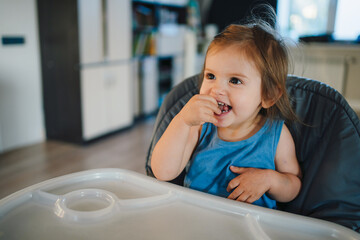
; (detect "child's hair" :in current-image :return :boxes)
[200,15,298,123]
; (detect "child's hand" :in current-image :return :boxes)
[179,94,221,126]
[227,166,271,203]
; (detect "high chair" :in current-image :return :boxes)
[146,74,360,232]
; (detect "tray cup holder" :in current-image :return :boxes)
[54,189,118,222]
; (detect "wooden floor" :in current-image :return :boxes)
[0,118,155,199]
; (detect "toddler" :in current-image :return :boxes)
[151,21,302,209]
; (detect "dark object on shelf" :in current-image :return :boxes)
[207,0,277,32]
[299,33,334,43]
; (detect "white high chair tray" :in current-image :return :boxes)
[0,168,358,240]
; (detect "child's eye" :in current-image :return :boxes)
[206,73,215,80]
[229,77,242,85]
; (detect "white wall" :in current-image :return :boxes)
[0,0,44,153]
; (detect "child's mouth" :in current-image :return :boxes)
[217,101,232,114]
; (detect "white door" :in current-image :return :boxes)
[81,67,108,140]
[105,63,133,131]
[81,64,133,140]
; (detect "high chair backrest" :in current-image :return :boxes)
[146,74,360,233]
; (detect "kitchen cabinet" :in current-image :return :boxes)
[81,64,132,140]
[38,0,133,144]
[290,43,360,112]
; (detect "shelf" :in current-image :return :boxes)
[132,0,187,116]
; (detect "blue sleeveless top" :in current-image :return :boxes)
[184,119,284,209]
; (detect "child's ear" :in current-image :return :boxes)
[261,99,275,109]
[261,88,283,109]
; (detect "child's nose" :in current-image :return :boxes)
[211,80,226,95]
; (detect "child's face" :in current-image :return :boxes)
[200,45,265,129]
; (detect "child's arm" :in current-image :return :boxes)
[227,125,302,203]
[268,125,302,202]
[151,94,221,181]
